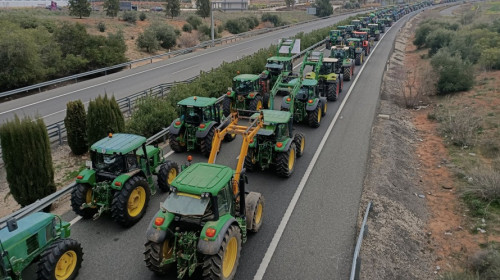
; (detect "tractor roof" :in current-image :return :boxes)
[347,38,361,42]
[301,79,318,87]
[333,45,350,50]
[91,133,146,154]
[267,56,293,62]
[353,31,368,34]
[360,28,370,32]
[351,19,360,22]
[177,96,217,107]
[251,109,291,125]
[0,212,55,251]
[368,23,379,26]
[171,162,233,196]
[338,25,346,29]
[323,57,339,63]
[233,74,260,81]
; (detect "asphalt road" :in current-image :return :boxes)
[0,9,371,126]
[17,9,428,280]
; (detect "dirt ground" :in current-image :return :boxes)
[359,7,500,280]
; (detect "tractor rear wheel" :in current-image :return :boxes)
[293,133,306,158]
[223,97,232,117]
[308,106,321,128]
[71,183,97,219]
[326,83,337,102]
[248,95,263,112]
[355,53,361,65]
[245,192,264,233]
[244,148,258,172]
[202,225,242,280]
[343,67,351,81]
[169,132,186,153]
[157,160,179,192]
[321,100,327,116]
[200,127,216,157]
[276,143,296,177]
[37,238,83,280]
[262,93,270,109]
[144,239,175,275]
[111,176,150,227]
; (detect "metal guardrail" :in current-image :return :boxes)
[0,8,373,98]
[350,201,372,280]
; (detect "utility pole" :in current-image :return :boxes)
[211,1,215,46]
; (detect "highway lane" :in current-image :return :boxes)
[20,12,416,280]
[0,10,372,126]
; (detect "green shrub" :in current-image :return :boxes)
[0,116,56,207]
[217,24,224,33]
[122,11,137,24]
[137,29,160,53]
[182,23,192,32]
[186,15,202,30]
[479,48,500,70]
[64,100,88,155]
[436,107,481,147]
[225,18,249,34]
[262,13,281,27]
[139,12,147,21]
[430,49,474,94]
[126,96,176,137]
[426,28,454,56]
[413,22,436,48]
[198,24,211,37]
[244,16,259,29]
[152,23,178,49]
[87,94,125,146]
[97,21,106,32]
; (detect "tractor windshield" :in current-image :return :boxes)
[234,80,254,95]
[164,192,210,216]
[319,63,333,75]
[92,152,127,174]
[180,106,204,124]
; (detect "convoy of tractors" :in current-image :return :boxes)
[0,2,439,279]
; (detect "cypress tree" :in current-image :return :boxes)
[0,116,56,206]
[87,94,125,145]
[64,100,88,155]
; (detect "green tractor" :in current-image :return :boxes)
[330,45,356,81]
[0,213,83,280]
[368,23,381,41]
[378,19,386,33]
[260,38,299,92]
[71,133,179,227]
[359,16,370,28]
[223,74,268,117]
[345,25,355,36]
[281,78,327,128]
[144,112,265,279]
[325,30,343,50]
[245,110,305,177]
[359,28,376,48]
[384,16,393,27]
[347,38,365,66]
[170,96,231,157]
[352,31,371,56]
[351,19,362,31]
[300,51,343,101]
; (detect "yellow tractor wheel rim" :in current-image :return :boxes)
[324,103,327,113]
[288,148,295,171]
[85,189,92,204]
[167,168,177,184]
[300,138,305,154]
[127,186,146,217]
[255,202,263,225]
[55,250,77,280]
[317,110,321,123]
[222,237,238,278]
[257,100,263,111]
[162,239,174,260]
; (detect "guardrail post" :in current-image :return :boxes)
[160,85,164,97]
[56,123,63,145]
[126,98,132,116]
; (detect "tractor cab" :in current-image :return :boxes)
[378,19,386,32]
[352,32,370,55]
[297,79,319,102]
[359,16,370,28]
[252,109,293,140]
[265,56,293,75]
[331,45,349,60]
[225,74,267,116]
[232,74,261,96]
[345,25,355,35]
[351,20,362,31]
[321,57,340,75]
[326,30,343,49]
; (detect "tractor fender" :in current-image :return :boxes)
[76,169,96,185]
[198,215,237,255]
[146,212,175,243]
[305,98,320,112]
[245,92,260,100]
[196,121,217,138]
[275,138,292,152]
[111,170,145,190]
[226,91,236,98]
[168,118,183,135]
[280,95,292,110]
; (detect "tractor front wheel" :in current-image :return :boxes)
[200,127,216,157]
[244,148,258,172]
[202,225,242,280]
[157,160,179,192]
[37,238,83,280]
[293,133,306,158]
[144,239,175,275]
[276,143,296,177]
[343,67,351,81]
[308,106,321,128]
[70,183,97,219]
[355,53,362,66]
[248,95,263,112]
[326,83,337,102]
[169,132,186,153]
[245,192,264,233]
[111,176,150,227]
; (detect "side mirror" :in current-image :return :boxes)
[7,218,18,232]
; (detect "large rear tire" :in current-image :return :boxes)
[343,67,351,81]
[169,132,186,153]
[70,183,98,219]
[157,160,179,192]
[200,127,215,157]
[244,148,258,172]
[293,133,305,158]
[307,106,321,128]
[326,83,337,102]
[248,95,263,112]
[202,225,242,280]
[37,238,83,280]
[111,176,150,227]
[355,53,361,66]
[245,192,264,233]
[223,97,232,117]
[144,239,175,276]
[276,143,296,177]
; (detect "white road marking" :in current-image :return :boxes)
[253,20,395,280]
[1,18,343,118]
[171,64,200,75]
[69,215,82,226]
[163,150,174,159]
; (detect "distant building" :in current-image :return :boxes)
[212,0,248,11]
[0,0,68,8]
